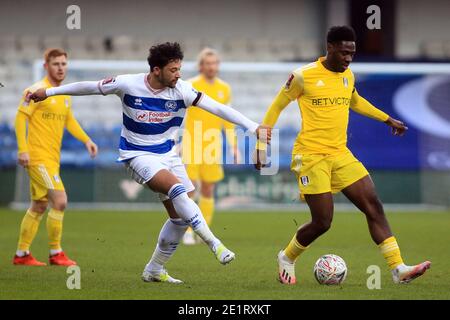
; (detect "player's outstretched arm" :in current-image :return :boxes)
[29,81,103,102]
[253,91,292,170]
[350,89,408,136]
[254,72,302,170]
[196,94,271,143]
[350,88,390,121]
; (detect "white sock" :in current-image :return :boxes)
[50,248,62,256]
[168,184,221,250]
[146,218,188,272]
[16,250,29,257]
[280,251,295,264]
[393,263,408,273]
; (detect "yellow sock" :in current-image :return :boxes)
[284,233,308,262]
[199,196,214,226]
[17,209,44,251]
[47,209,64,251]
[378,236,404,270]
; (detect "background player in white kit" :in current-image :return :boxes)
[30,42,271,284]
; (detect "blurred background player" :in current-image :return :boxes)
[182,48,240,245]
[254,26,431,285]
[13,49,98,266]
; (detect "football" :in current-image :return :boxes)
[313,254,348,285]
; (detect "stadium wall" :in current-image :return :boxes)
[396,0,450,58]
[0,0,323,41]
[2,0,450,59]
[1,167,449,207]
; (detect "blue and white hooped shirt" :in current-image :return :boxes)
[98,73,202,162]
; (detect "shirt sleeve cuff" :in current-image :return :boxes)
[45,88,55,96]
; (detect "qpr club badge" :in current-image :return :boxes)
[165,100,178,111]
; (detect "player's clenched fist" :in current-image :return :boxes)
[256,125,272,144]
[29,88,48,102]
[385,117,408,136]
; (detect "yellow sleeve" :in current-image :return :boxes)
[350,88,390,122]
[17,91,38,117]
[15,111,29,153]
[257,71,303,150]
[262,71,303,127]
[65,109,90,143]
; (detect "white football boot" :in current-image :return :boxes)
[141,268,183,284]
[392,261,431,284]
[213,243,235,265]
[277,250,296,285]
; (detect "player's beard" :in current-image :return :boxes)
[164,77,178,88]
[49,72,66,85]
[157,74,177,88]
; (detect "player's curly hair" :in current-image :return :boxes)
[147,42,184,71]
[327,26,356,44]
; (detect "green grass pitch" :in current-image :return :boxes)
[1,208,449,300]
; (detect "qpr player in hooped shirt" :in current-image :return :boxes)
[97,73,203,162]
[29,42,271,284]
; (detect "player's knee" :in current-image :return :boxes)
[52,197,68,211]
[187,190,196,199]
[312,218,332,234]
[31,202,48,214]
[200,182,214,198]
[168,183,188,201]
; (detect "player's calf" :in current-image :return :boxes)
[167,183,235,264]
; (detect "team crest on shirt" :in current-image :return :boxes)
[64,98,69,108]
[164,100,178,111]
[343,77,349,87]
[300,176,309,186]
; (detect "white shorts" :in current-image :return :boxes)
[124,151,195,201]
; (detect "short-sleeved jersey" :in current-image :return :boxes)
[283,57,356,154]
[183,75,233,164]
[17,77,73,166]
[98,74,202,161]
